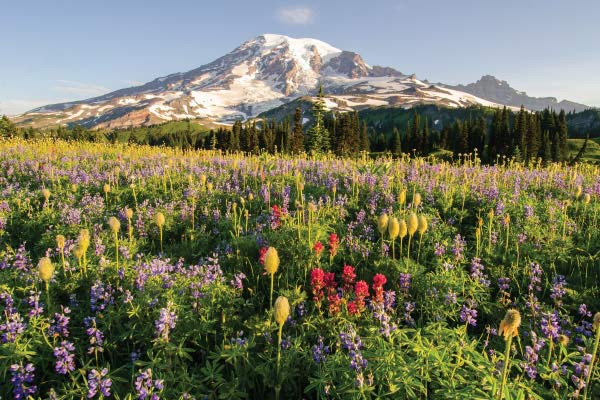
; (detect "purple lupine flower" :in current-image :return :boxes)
[460,301,478,326]
[452,234,466,260]
[25,291,43,318]
[87,368,111,398]
[571,349,592,397]
[540,311,561,340]
[550,275,567,307]
[524,204,534,219]
[53,340,76,374]
[445,291,457,305]
[84,317,104,354]
[0,301,25,343]
[498,277,510,291]
[230,331,247,346]
[526,262,542,315]
[403,301,416,326]
[135,368,163,400]
[339,326,368,387]
[312,335,330,364]
[398,273,411,297]
[155,306,177,342]
[470,258,490,287]
[48,307,71,338]
[520,331,545,379]
[434,242,446,257]
[230,272,246,290]
[296,301,306,318]
[90,281,114,313]
[578,304,592,318]
[10,363,37,400]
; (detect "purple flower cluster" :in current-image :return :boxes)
[460,301,478,326]
[25,291,43,318]
[540,311,561,340]
[470,257,490,287]
[1,292,25,343]
[84,317,105,354]
[87,368,111,398]
[571,349,592,397]
[549,275,567,307]
[230,272,246,290]
[90,281,114,313]
[340,326,368,387]
[10,363,37,400]
[452,234,466,260]
[135,368,164,400]
[53,340,76,374]
[155,306,177,342]
[312,335,330,364]
[520,331,545,379]
[48,307,71,338]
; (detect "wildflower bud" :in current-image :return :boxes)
[407,213,418,236]
[488,209,494,220]
[155,212,165,228]
[125,207,134,219]
[78,229,90,251]
[308,202,317,213]
[248,193,254,202]
[298,182,304,192]
[594,312,600,331]
[263,247,280,275]
[41,188,51,201]
[399,219,407,239]
[574,185,582,199]
[504,214,510,225]
[418,215,428,235]
[475,227,481,238]
[200,174,207,186]
[413,193,421,208]
[108,217,120,233]
[558,334,570,346]
[274,296,290,327]
[398,189,406,206]
[103,184,110,194]
[207,183,213,191]
[38,257,55,283]
[56,234,66,250]
[71,184,77,193]
[498,309,521,340]
[377,213,389,235]
[73,244,84,260]
[388,217,400,239]
[583,193,591,205]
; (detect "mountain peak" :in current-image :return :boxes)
[15,35,590,129]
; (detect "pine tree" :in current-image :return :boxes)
[289,107,305,154]
[558,110,568,162]
[391,127,402,157]
[359,121,370,152]
[307,86,331,154]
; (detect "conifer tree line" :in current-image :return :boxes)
[0,104,579,164]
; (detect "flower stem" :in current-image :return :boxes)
[498,335,513,400]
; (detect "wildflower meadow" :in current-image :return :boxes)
[0,138,599,399]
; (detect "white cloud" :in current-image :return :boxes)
[277,6,314,25]
[52,80,111,97]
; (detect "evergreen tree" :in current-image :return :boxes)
[307,86,331,154]
[359,121,370,152]
[289,107,305,154]
[391,127,402,157]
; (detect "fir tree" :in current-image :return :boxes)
[289,107,305,154]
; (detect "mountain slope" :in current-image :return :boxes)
[13,35,592,129]
[447,75,589,112]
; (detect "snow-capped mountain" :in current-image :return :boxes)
[447,75,589,112]
[14,34,591,129]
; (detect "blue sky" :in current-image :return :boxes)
[1,0,599,115]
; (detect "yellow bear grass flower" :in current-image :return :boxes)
[499,309,521,340]
[38,257,55,283]
[418,215,428,235]
[377,213,389,235]
[264,247,280,275]
[108,217,120,233]
[407,213,418,237]
[274,296,290,327]
[155,212,166,228]
[388,217,400,239]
